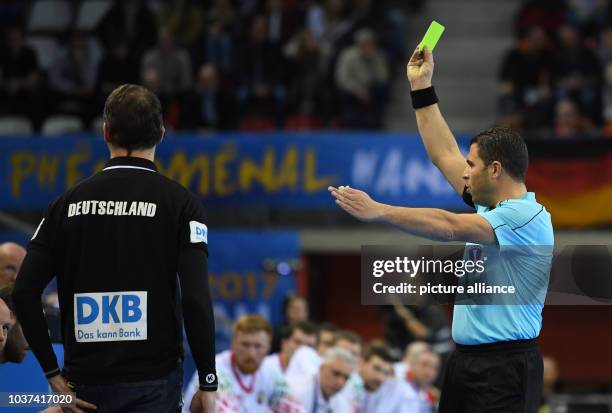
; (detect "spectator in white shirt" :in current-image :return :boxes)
[183,315,303,413]
[263,321,317,376]
[402,349,440,413]
[338,340,419,413]
[288,347,356,413]
[393,341,431,380]
[287,329,362,380]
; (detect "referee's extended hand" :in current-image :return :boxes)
[328,186,384,222]
[407,45,434,91]
[189,390,215,413]
[48,375,97,412]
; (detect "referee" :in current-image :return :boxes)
[329,46,554,413]
[13,85,216,413]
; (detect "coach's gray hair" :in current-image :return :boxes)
[321,346,357,368]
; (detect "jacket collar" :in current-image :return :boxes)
[103,156,158,172]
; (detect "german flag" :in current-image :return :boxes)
[526,139,612,228]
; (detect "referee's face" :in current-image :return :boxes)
[464,143,495,206]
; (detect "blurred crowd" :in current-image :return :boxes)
[498,0,612,138]
[0,0,408,134]
[9,0,612,139]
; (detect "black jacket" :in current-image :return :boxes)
[13,156,217,391]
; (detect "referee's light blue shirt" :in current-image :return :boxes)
[452,192,554,345]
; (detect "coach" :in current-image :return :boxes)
[13,84,216,413]
[329,46,554,413]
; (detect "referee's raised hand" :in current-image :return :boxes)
[407,45,434,91]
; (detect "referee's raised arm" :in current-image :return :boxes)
[407,46,467,196]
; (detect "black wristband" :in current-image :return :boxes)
[199,372,218,391]
[410,86,438,109]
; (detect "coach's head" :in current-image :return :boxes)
[102,84,164,157]
[464,126,528,207]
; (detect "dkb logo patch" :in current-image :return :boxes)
[74,291,147,342]
[189,221,208,244]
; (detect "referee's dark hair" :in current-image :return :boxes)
[103,84,164,153]
[470,126,528,182]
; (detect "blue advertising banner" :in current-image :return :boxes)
[0,133,471,210]
[207,230,299,351]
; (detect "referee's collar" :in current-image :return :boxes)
[495,191,536,208]
[103,157,158,173]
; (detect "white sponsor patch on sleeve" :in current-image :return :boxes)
[189,221,208,244]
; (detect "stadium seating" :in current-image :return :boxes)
[27,0,72,33]
[41,115,84,135]
[75,0,112,31]
[0,116,34,136]
[27,36,59,71]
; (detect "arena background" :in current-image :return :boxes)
[1,0,612,411]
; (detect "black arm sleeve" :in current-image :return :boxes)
[12,214,59,378]
[178,247,217,391]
